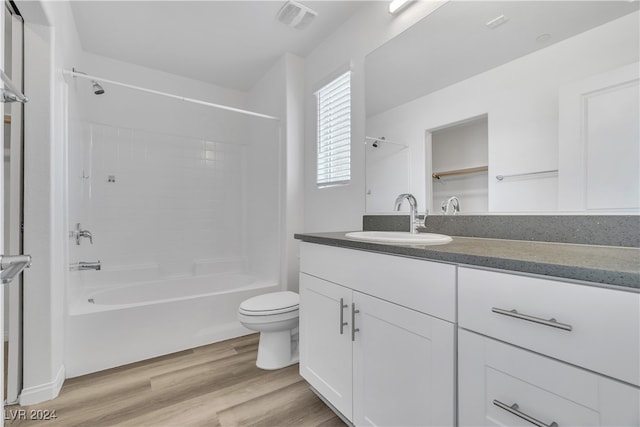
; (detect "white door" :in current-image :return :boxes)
[299,273,353,421]
[558,62,640,211]
[5,5,24,406]
[352,291,455,427]
[2,0,27,411]
[1,3,5,418]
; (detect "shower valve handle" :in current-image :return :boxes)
[71,223,94,245]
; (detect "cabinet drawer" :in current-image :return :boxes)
[458,267,640,386]
[300,242,456,322]
[459,329,639,427]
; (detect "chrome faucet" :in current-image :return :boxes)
[394,193,425,234]
[71,223,93,245]
[441,196,460,215]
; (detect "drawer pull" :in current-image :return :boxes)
[351,303,360,342]
[339,298,348,335]
[493,399,559,427]
[491,307,573,331]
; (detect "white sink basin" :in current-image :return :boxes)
[345,231,452,245]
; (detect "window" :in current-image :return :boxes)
[316,71,351,187]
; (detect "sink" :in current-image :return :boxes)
[345,231,452,245]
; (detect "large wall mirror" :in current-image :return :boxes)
[364,1,639,215]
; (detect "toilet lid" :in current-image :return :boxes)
[239,291,299,315]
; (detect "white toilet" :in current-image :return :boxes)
[238,291,300,370]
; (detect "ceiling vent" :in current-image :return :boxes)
[277,1,318,30]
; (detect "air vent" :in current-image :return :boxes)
[277,1,318,30]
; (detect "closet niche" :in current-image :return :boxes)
[429,116,488,214]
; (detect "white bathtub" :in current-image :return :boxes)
[65,273,279,377]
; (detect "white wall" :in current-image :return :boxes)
[247,52,305,293]
[304,2,447,232]
[366,11,640,214]
[18,0,84,405]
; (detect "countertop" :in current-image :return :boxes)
[294,232,640,290]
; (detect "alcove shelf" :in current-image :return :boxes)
[432,166,488,180]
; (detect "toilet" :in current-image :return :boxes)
[238,291,299,370]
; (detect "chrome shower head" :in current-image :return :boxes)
[92,80,105,95]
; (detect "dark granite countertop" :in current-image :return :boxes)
[294,232,640,290]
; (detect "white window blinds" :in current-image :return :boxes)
[316,71,351,187]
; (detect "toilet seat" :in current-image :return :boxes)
[238,291,299,316]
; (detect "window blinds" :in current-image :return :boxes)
[316,71,351,187]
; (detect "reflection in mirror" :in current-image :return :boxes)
[365,1,639,214]
[431,115,488,214]
[365,137,410,213]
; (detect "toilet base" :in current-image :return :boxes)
[256,329,299,370]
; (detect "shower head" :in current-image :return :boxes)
[372,136,385,148]
[71,69,105,95]
[92,80,105,95]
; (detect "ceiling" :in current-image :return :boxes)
[70,1,368,91]
[365,1,640,116]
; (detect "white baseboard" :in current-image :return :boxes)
[19,365,65,406]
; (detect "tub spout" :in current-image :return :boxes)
[71,261,101,271]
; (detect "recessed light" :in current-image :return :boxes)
[486,14,509,29]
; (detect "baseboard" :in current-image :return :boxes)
[19,365,65,406]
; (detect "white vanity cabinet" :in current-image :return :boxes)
[458,267,640,426]
[299,242,456,426]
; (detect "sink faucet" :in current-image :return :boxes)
[441,196,460,215]
[394,193,425,234]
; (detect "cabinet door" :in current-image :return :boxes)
[299,273,353,420]
[459,329,640,427]
[353,292,455,426]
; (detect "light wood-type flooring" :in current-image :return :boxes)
[5,334,346,427]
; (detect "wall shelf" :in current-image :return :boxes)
[432,166,488,180]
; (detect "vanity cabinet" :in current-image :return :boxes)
[458,267,640,426]
[299,242,456,426]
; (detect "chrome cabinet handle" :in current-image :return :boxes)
[339,298,348,335]
[492,307,572,331]
[493,400,558,427]
[351,303,360,341]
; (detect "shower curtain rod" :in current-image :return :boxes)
[63,69,280,121]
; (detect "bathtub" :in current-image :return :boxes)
[65,273,279,377]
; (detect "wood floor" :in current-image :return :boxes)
[5,334,346,427]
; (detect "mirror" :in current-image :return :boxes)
[365,1,639,214]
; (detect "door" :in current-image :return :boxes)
[352,291,455,427]
[2,0,26,407]
[299,273,353,421]
[558,62,640,211]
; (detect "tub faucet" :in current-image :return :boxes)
[394,193,425,234]
[441,196,460,215]
[70,261,101,271]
